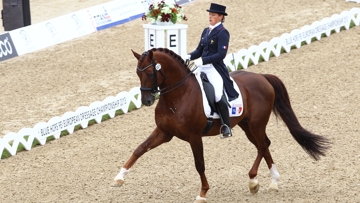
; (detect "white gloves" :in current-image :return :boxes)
[185,54,191,61]
[194,58,203,67]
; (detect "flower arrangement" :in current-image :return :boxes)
[142,0,188,24]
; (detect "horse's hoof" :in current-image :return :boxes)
[111,179,124,187]
[249,178,260,194]
[268,182,278,192]
[194,195,207,203]
[250,184,260,194]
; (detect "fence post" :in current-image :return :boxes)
[143,23,188,59]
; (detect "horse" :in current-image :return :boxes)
[112,48,331,203]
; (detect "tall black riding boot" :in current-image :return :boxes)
[216,95,232,139]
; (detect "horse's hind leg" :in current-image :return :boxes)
[112,127,173,187]
[238,122,280,193]
[263,136,280,191]
[238,122,261,193]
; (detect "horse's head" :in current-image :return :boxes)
[132,48,191,106]
[132,49,164,106]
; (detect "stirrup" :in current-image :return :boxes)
[219,124,232,139]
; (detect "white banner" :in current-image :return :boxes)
[87,0,145,30]
[9,9,96,56]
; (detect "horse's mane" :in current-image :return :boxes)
[150,48,190,71]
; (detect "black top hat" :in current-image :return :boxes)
[206,3,228,16]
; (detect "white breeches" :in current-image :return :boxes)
[198,64,224,102]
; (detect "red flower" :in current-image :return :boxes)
[171,8,178,14]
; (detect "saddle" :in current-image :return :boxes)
[197,72,243,134]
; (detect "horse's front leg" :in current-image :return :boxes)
[189,137,209,203]
[112,127,172,187]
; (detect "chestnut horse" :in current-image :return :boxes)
[113,48,331,202]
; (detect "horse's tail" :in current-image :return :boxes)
[263,74,331,161]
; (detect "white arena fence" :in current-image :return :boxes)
[224,8,360,71]
[1,87,142,158]
[0,4,359,159]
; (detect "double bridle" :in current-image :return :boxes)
[137,51,196,96]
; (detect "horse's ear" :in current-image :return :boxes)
[148,50,153,59]
[131,49,141,60]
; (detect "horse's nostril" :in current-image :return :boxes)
[145,100,152,106]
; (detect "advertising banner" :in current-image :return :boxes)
[88,0,145,31]
[60,9,97,39]
[9,9,96,56]
[0,33,19,61]
[3,0,195,61]
[174,0,194,5]
[9,22,58,55]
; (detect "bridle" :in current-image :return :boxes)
[137,51,196,96]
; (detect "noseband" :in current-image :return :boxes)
[137,51,195,96]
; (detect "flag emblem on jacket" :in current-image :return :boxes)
[222,46,227,49]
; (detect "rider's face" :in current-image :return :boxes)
[208,12,223,26]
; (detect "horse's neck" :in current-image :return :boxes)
[160,61,190,88]
[156,54,200,102]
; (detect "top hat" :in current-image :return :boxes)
[206,3,228,16]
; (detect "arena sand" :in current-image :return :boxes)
[0,0,359,202]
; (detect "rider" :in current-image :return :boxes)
[187,3,239,139]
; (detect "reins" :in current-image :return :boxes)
[159,64,196,96]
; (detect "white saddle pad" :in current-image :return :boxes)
[194,71,243,119]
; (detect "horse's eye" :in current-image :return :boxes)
[147,73,153,78]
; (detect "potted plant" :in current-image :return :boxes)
[142,0,188,25]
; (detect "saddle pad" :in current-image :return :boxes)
[194,72,243,119]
